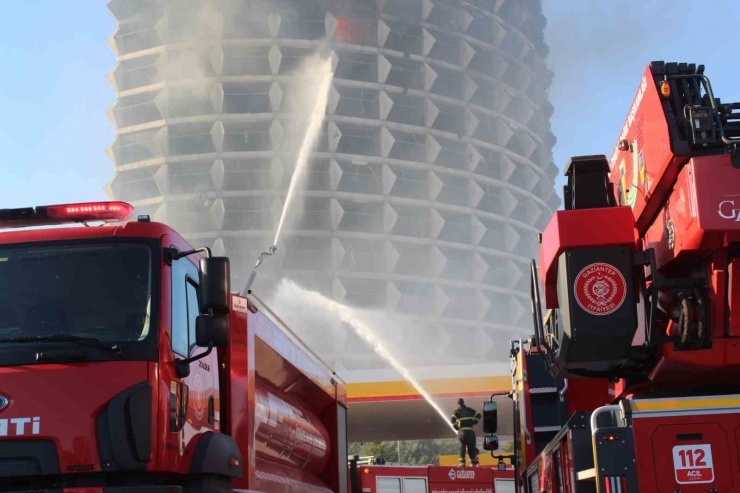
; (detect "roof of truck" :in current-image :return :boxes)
[0,220,182,245]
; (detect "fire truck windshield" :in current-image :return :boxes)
[0,242,152,345]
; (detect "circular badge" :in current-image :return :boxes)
[573,263,627,316]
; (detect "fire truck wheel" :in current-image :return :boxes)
[184,474,233,493]
[189,432,243,479]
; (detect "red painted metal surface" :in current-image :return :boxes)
[0,213,347,491]
[360,465,514,493]
[632,412,740,493]
[360,465,428,493]
[564,379,612,421]
[516,348,535,468]
[63,488,104,493]
[0,361,147,472]
[539,207,638,308]
[511,61,740,493]
[607,65,682,236]
[227,296,343,493]
[156,231,221,475]
[640,154,740,383]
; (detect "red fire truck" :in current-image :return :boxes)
[356,464,514,493]
[0,202,348,493]
[480,60,740,493]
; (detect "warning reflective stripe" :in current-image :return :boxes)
[458,416,477,420]
[602,476,625,493]
[630,394,740,415]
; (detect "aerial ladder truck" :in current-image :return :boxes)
[480,61,740,493]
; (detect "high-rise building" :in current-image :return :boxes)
[106,0,559,375]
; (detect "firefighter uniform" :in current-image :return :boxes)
[450,399,482,467]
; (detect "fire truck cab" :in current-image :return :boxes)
[0,201,349,493]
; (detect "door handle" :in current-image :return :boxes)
[208,396,215,425]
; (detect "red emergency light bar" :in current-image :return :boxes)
[0,201,135,229]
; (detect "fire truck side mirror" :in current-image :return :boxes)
[195,315,230,347]
[482,401,498,434]
[483,436,499,451]
[199,257,231,313]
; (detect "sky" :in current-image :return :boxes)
[0,1,739,209]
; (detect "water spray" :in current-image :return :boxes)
[276,280,458,435]
[241,50,334,295]
[272,54,333,247]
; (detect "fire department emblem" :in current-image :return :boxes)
[573,263,627,316]
[193,374,206,421]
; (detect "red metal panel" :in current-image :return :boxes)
[561,437,574,493]
[539,208,638,308]
[251,308,337,399]
[632,413,740,493]
[360,466,429,493]
[429,483,493,493]
[607,64,685,235]
[643,156,740,273]
[565,379,612,422]
[517,351,536,469]
[229,300,343,492]
[0,220,178,245]
[0,361,148,472]
[156,233,220,475]
[648,338,740,384]
[730,256,740,337]
[63,488,104,493]
[429,466,494,484]
[226,306,253,492]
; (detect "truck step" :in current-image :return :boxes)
[534,425,561,433]
[529,387,557,394]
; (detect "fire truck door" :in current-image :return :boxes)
[170,256,218,450]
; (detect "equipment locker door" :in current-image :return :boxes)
[403,477,427,493]
[377,477,402,493]
[495,479,516,493]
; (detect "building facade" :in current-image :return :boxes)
[106,0,559,375]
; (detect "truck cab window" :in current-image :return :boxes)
[171,257,199,357]
[0,243,152,343]
[186,280,199,352]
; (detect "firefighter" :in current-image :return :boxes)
[451,398,481,467]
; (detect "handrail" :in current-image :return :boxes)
[590,405,622,436]
[559,378,568,403]
[530,260,552,367]
[518,339,532,445]
[669,72,739,145]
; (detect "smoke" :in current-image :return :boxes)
[146,0,529,376]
